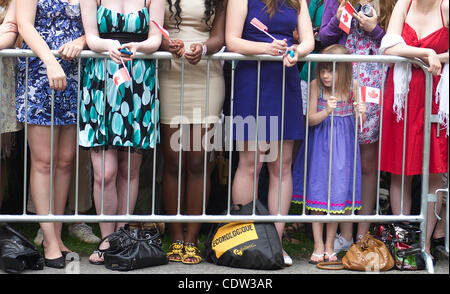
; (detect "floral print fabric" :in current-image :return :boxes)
[78,6,159,150]
[15,0,84,126]
[346,19,385,144]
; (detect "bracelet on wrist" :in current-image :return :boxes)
[202,44,207,56]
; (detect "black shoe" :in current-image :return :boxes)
[44,255,65,269]
[41,241,65,269]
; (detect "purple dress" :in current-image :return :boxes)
[233,0,304,141]
[302,89,362,213]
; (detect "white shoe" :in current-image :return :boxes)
[333,233,353,254]
[33,228,43,246]
[283,251,293,266]
[68,223,101,244]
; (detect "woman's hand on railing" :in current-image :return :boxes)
[283,45,298,68]
[423,49,442,76]
[168,39,185,58]
[106,39,126,64]
[58,37,85,61]
[184,43,203,65]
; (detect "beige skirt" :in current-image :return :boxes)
[159,53,225,125]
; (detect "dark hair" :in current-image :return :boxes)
[167,0,223,30]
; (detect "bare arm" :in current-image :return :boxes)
[121,0,165,56]
[225,0,287,56]
[384,0,442,75]
[16,0,67,90]
[184,0,228,65]
[0,0,18,49]
[308,79,332,126]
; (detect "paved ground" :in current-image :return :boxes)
[13,254,448,275]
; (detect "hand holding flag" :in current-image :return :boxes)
[338,1,356,34]
[250,17,294,57]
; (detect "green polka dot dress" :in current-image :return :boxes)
[79,5,159,151]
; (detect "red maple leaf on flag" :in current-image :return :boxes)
[114,76,120,85]
[368,89,379,99]
[343,13,349,23]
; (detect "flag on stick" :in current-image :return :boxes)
[360,86,381,104]
[151,18,170,41]
[339,2,355,34]
[250,17,276,41]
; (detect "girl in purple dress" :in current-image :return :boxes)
[320,0,395,251]
[305,45,366,264]
[226,0,314,266]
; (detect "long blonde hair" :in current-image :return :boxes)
[261,0,301,18]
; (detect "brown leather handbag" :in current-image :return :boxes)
[342,232,395,272]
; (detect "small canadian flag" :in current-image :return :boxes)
[360,86,381,104]
[113,67,132,88]
[151,18,170,41]
[339,2,355,34]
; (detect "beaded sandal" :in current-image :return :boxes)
[181,242,202,264]
[167,240,184,262]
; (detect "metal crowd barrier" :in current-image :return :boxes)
[0,49,448,273]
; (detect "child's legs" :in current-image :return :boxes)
[311,211,325,253]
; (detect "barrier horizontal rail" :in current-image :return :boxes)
[0,49,444,273]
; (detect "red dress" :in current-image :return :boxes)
[380,2,449,176]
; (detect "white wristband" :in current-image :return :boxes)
[202,44,207,56]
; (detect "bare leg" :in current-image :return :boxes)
[161,124,186,243]
[52,125,77,253]
[311,211,325,262]
[389,174,413,215]
[184,124,212,246]
[28,125,75,260]
[356,142,379,241]
[325,222,339,256]
[266,141,294,246]
[115,150,143,230]
[232,142,264,206]
[90,149,118,244]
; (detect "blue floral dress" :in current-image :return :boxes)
[16,0,84,126]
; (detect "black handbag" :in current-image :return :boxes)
[204,200,285,270]
[102,223,168,271]
[0,224,44,274]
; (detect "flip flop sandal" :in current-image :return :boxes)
[181,243,202,265]
[324,252,338,262]
[167,240,184,262]
[308,252,324,265]
[88,249,105,265]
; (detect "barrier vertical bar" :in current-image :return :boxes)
[420,68,434,273]
[203,59,211,215]
[49,89,55,215]
[376,63,387,216]
[327,62,336,214]
[400,62,411,215]
[22,57,29,215]
[252,60,262,215]
[277,64,286,215]
[302,61,311,216]
[227,60,236,215]
[352,63,360,215]
[152,59,159,215]
[74,58,81,215]
[100,58,107,216]
[177,59,185,216]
